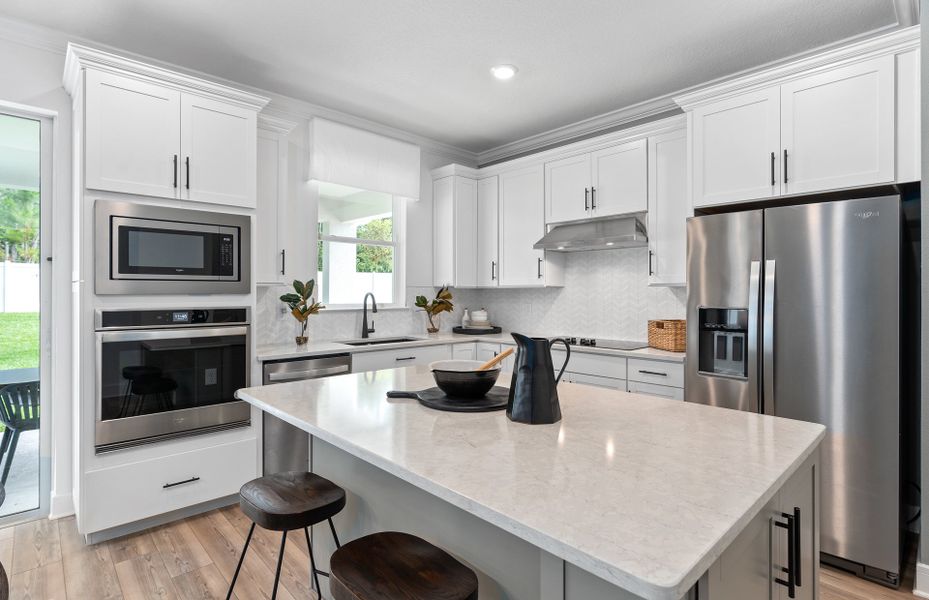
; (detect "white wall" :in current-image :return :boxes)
[0,34,74,518]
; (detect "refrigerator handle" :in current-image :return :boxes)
[747,261,761,412]
[762,259,776,414]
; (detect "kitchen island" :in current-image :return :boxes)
[236,365,824,600]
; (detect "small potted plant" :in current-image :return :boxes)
[280,279,325,345]
[415,286,454,334]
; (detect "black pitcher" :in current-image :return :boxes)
[506,333,571,424]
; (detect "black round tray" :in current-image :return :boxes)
[452,325,502,335]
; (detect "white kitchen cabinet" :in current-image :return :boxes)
[180,94,257,207]
[452,343,476,360]
[80,65,265,207]
[564,372,626,390]
[590,138,648,217]
[433,176,477,288]
[647,129,688,287]
[546,140,647,223]
[499,165,564,287]
[627,358,684,387]
[691,87,781,207]
[780,55,895,195]
[475,342,500,363]
[476,176,500,287]
[895,49,920,183]
[255,121,293,284]
[84,70,181,198]
[351,344,451,373]
[545,153,591,223]
[627,380,684,400]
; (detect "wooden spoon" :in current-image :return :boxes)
[477,347,514,371]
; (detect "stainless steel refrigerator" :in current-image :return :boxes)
[685,195,903,586]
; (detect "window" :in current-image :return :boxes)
[317,181,405,307]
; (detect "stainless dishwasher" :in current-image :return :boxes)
[261,353,352,474]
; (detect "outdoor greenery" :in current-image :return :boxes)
[0,188,40,263]
[355,218,393,273]
[0,312,39,370]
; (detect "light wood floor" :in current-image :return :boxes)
[0,506,918,599]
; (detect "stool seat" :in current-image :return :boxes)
[239,471,346,532]
[330,531,478,600]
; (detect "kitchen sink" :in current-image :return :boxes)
[337,336,424,346]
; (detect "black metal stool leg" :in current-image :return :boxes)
[304,527,322,594]
[327,517,341,548]
[226,522,255,600]
[271,531,287,600]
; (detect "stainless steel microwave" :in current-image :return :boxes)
[95,201,250,294]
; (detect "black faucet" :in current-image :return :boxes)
[361,292,378,338]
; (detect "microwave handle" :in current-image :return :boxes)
[98,325,249,344]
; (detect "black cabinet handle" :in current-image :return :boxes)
[163,476,200,489]
[537,257,543,279]
[792,507,802,586]
[770,152,775,186]
[281,249,286,276]
[584,188,590,211]
[775,511,797,598]
[783,149,788,184]
[491,261,496,281]
[638,369,667,377]
[185,156,191,190]
[395,356,417,362]
[173,154,178,188]
[648,250,654,276]
[591,186,596,210]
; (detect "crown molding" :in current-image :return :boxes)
[64,43,270,110]
[476,94,680,166]
[257,113,299,135]
[674,25,919,109]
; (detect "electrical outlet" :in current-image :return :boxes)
[204,368,217,386]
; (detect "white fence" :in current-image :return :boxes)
[0,261,39,312]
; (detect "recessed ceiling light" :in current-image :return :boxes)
[606,242,615,246]
[491,64,518,80]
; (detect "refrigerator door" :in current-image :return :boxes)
[764,196,900,578]
[685,210,763,411]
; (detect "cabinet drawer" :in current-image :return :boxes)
[553,350,627,380]
[627,380,684,401]
[83,437,257,533]
[627,358,684,387]
[351,344,451,372]
[565,372,625,390]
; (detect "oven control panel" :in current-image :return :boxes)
[98,308,249,329]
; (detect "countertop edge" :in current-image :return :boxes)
[235,386,822,600]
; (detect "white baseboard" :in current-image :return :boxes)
[48,492,74,520]
[914,562,929,598]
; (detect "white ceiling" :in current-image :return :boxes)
[0,1,907,155]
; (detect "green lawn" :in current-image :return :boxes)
[0,312,39,371]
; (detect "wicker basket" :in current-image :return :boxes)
[648,319,686,352]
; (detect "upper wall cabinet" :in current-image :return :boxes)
[433,175,477,288]
[545,139,647,224]
[647,129,688,287]
[681,26,918,209]
[476,176,500,288]
[499,165,564,287]
[255,116,297,285]
[66,44,269,208]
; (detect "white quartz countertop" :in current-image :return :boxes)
[236,366,823,600]
[256,331,685,363]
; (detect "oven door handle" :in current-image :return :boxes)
[98,325,249,343]
[267,365,350,382]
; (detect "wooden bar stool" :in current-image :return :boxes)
[226,471,346,600]
[330,531,478,600]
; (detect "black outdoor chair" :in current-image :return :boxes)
[0,381,40,485]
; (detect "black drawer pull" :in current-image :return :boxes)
[185,156,191,190]
[281,249,286,275]
[638,369,667,377]
[164,476,200,489]
[775,511,797,598]
[395,356,417,362]
[173,154,178,188]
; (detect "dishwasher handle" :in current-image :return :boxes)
[267,364,350,382]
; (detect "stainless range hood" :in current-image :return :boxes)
[533,215,647,252]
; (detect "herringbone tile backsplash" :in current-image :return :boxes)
[256,248,685,347]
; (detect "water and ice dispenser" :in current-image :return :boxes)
[697,308,748,378]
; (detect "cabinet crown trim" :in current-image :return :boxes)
[258,114,299,134]
[674,25,918,109]
[63,42,271,110]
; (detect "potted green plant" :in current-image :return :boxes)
[415,286,454,334]
[280,279,325,345]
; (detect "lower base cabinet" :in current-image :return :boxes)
[351,344,451,372]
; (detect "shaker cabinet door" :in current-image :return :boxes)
[476,176,500,288]
[545,153,591,223]
[84,70,181,198]
[499,165,546,287]
[180,93,257,207]
[647,129,688,286]
[255,130,288,284]
[590,139,648,217]
[692,87,781,207]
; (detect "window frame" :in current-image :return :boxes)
[317,195,406,310]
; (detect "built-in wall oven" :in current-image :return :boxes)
[95,200,250,295]
[95,308,251,452]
